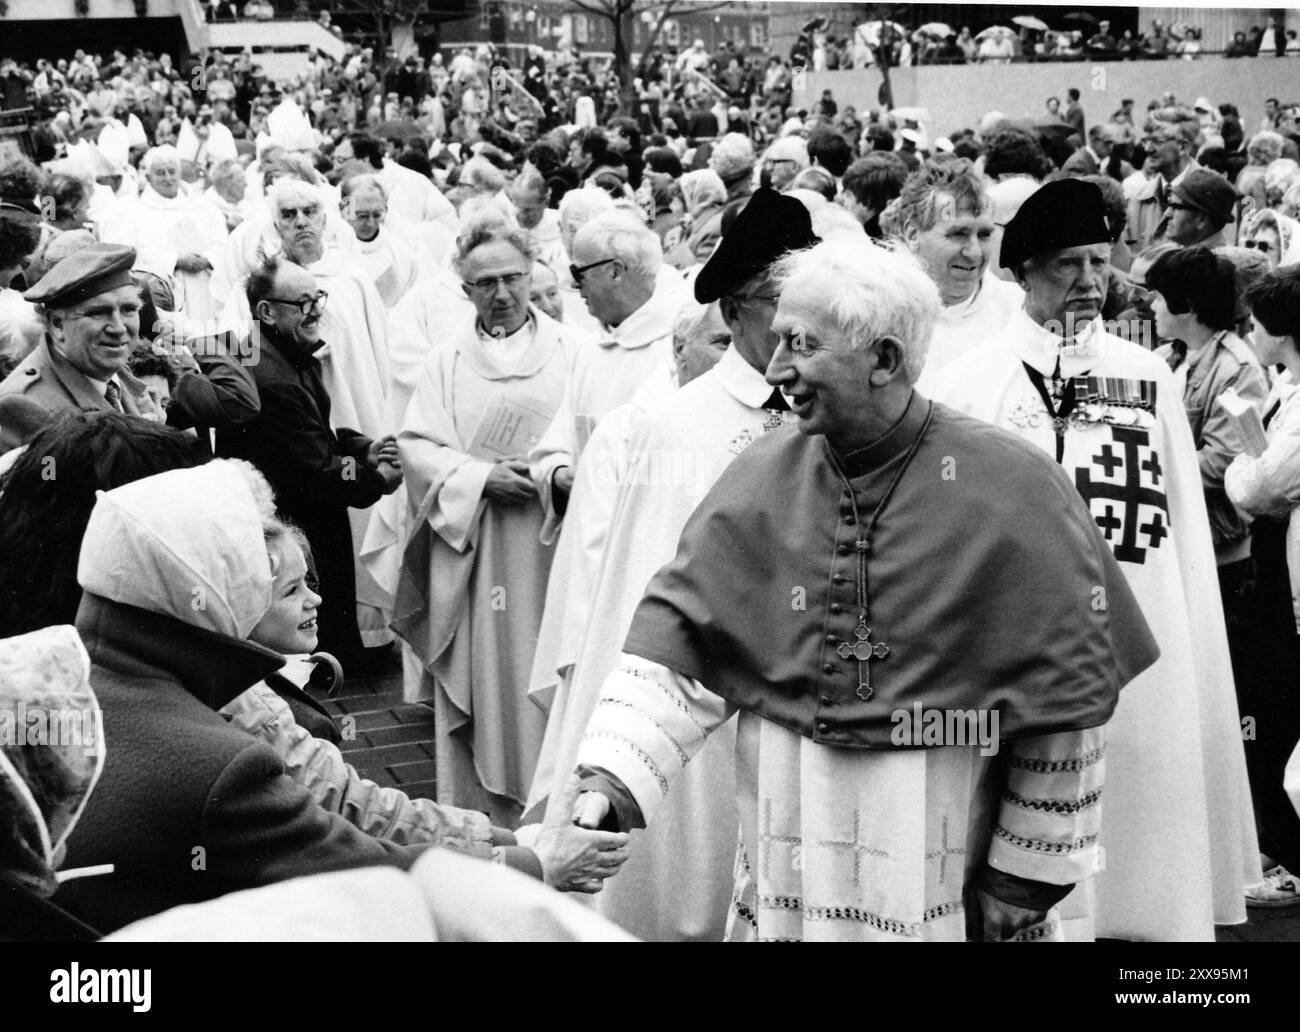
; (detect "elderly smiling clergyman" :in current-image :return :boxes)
[569,236,1159,942]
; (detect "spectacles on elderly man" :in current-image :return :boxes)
[569,257,618,284]
[464,272,527,295]
[265,290,329,315]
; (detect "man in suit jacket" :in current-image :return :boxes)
[1125,117,1201,253]
[1061,124,1115,176]
[0,243,163,420]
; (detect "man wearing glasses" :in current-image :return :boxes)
[528,210,685,543]
[526,189,817,941]
[340,174,418,307]
[1154,168,1239,250]
[759,135,810,193]
[219,256,401,669]
[1126,115,1200,253]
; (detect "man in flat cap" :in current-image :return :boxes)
[567,229,1158,942]
[0,243,162,420]
[929,178,1258,942]
[1155,167,1239,249]
[528,189,816,941]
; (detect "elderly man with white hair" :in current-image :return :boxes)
[760,135,810,192]
[568,235,1158,942]
[340,174,419,307]
[708,132,756,208]
[529,208,685,540]
[117,145,228,321]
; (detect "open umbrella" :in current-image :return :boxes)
[856,19,907,45]
[975,25,1014,40]
[1012,15,1049,32]
[802,16,828,34]
[1063,12,1100,26]
[1034,116,1077,141]
[918,22,954,38]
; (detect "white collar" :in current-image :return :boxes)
[1004,308,1106,378]
[597,284,677,350]
[713,344,776,408]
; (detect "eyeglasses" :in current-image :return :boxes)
[1246,239,1275,253]
[1166,202,1196,212]
[569,257,618,284]
[464,272,527,295]
[265,290,328,315]
[731,290,781,305]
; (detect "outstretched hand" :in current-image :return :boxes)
[529,775,629,894]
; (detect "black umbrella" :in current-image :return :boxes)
[802,16,828,33]
[1063,12,1100,26]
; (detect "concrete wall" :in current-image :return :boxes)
[794,56,1300,138]
[2,0,180,19]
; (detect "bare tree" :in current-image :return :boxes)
[566,0,732,107]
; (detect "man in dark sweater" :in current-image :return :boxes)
[217,257,402,667]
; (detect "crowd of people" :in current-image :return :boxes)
[3,33,1300,942]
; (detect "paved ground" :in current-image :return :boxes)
[330,661,1300,941]
[332,662,440,804]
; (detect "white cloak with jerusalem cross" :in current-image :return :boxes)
[532,346,796,941]
[928,310,1260,941]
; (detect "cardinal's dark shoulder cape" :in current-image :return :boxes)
[623,392,1159,748]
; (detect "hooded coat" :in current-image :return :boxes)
[53,462,428,933]
[0,626,104,941]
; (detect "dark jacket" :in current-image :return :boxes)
[216,324,386,659]
[55,595,429,933]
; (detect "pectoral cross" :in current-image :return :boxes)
[837,621,890,701]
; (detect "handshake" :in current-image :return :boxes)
[515,776,627,894]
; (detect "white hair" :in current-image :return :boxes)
[774,238,939,381]
[811,203,869,241]
[142,144,181,172]
[573,209,662,279]
[709,132,755,179]
[340,173,386,201]
[266,176,325,218]
[672,298,726,344]
[461,156,506,194]
[558,185,615,251]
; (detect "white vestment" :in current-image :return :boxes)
[579,655,1104,941]
[394,310,573,822]
[378,159,458,266]
[528,281,683,544]
[916,271,1023,387]
[524,368,675,722]
[354,226,419,308]
[131,184,229,322]
[534,346,797,940]
[927,311,1260,940]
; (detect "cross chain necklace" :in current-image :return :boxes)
[833,406,933,701]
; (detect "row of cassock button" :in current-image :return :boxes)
[817,490,862,734]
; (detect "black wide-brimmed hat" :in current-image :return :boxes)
[694,187,818,303]
[999,178,1112,269]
